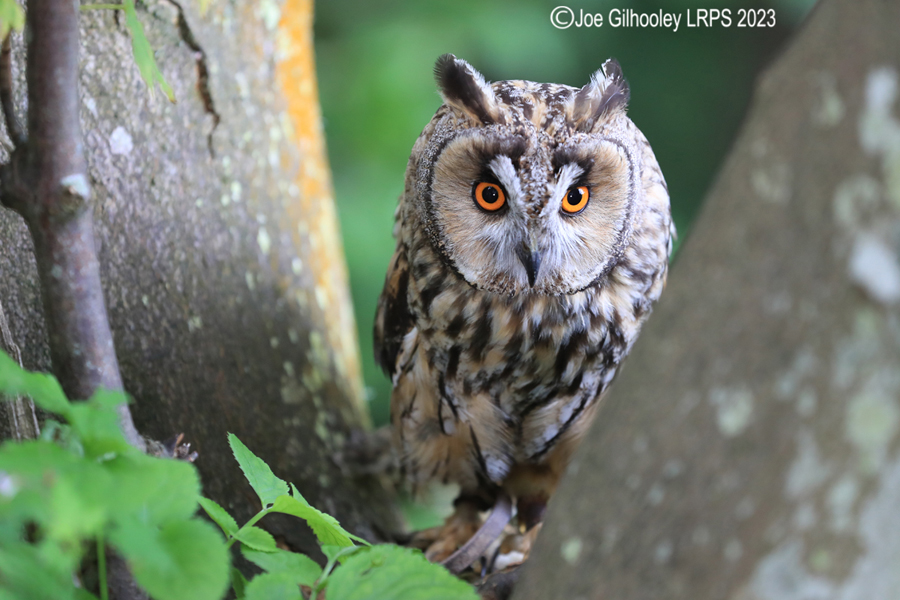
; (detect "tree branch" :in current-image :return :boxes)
[0,0,143,451]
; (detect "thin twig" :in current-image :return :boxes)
[0,34,24,148]
[5,0,145,449]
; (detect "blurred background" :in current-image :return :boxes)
[314,0,817,427]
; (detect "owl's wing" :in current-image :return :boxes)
[373,243,415,378]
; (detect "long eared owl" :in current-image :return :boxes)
[375,54,673,538]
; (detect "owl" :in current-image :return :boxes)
[374,54,673,570]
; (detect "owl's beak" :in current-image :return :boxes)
[517,243,542,287]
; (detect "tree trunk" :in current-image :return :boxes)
[0,0,398,556]
[514,0,900,597]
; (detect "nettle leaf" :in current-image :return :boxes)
[109,518,177,576]
[0,0,24,47]
[38,420,83,456]
[198,497,239,537]
[126,519,229,600]
[243,572,303,600]
[104,453,201,524]
[231,567,248,600]
[271,494,355,548]
[66,390,133,458]
[47,463,113,543]
[0,439,77,479]
[234,525,277,552]
[227,434,288,508]
[0,350,71,418]
[0,442,114,543]
[326,545,479,600]
[242,548,321,588]
[0,542,85,600]
[122,0,175,102]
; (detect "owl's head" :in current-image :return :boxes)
[412,54,643,297]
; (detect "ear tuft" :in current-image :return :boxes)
[572,58,630,132]
[434,54,503,125]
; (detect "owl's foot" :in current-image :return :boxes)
[416,500,481,563]
[429,492,514,574]
[409,492,541,575]
[490,522,542,572]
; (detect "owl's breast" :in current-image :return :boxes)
[410,263,639,452]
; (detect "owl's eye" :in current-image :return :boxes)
[473,182,507,212]
[561,186,590,215]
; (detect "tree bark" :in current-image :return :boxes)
[0,0,398,558]
[514,0,900,598]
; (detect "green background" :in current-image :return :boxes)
[315,0,817,426]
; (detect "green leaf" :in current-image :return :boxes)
[198,497,239,537]
[227,433,288,508]
[0,442,116,544]
[66,390,133,458]
[243,572,303,600]
[0,350,71,418]
[270,494,354,548]
[38,420,83,456]
[0,543,84,600]
[326,545,479,600]
[234,525,277,552]
[104,454,201,524]
[125,519,229,600]
[231,567,248,600]
[0,439,77,477]
[242,548,321,587]
[122,0,175,102]
[108,518,176,576]
[0,0,24,43]
[46,463,112,543]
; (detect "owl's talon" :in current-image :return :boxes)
[423,501,481,563]
[440,491,513,574]
[492,522,541,571]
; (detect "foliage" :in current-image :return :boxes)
[203,432,478,600]
[81,1,175,102]
[0,351,478,600]
[121,0,175,102]
[0,350,228,600]
[0,0,24,40]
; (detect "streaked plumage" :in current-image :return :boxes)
[375,55,673,526]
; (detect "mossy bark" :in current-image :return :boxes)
[0,0,398,557]
[515,0,900,597]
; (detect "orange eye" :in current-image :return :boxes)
[473,182,507,212]
[561,186,589,214]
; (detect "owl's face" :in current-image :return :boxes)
[414,55,640,297]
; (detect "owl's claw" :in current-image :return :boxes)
[440,491,513,574]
